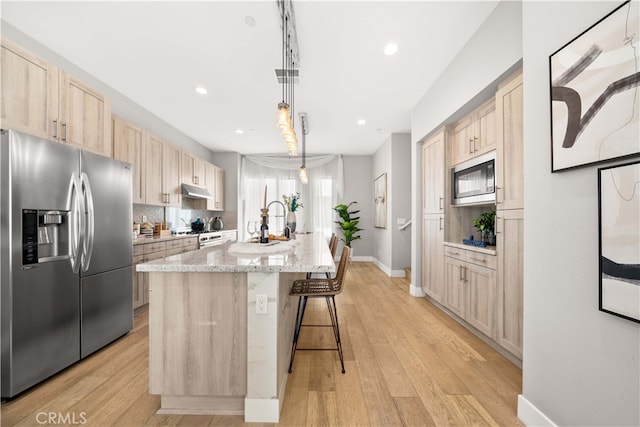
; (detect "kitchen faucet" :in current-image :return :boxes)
[267,200,286,235]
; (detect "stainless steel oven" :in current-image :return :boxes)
[198,230,237,249]
[451,151,496,206]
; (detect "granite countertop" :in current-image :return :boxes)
[136,232,335,273]
[133,229,237,245]
[444,241,497,255]
[133,234,196,245]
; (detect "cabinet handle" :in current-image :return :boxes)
[53,120,58,140]
[470,257,486,263]
[473,136,478,152]
[61,123,67,142]
[468,138,474,154]
[439,216,444,230]
[439,197,444,210]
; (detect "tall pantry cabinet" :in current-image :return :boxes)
[495,72,524,359]
[421,129,446,304]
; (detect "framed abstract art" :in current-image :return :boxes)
[549,0,639,172]
[598,160,640,323]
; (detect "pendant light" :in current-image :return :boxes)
[276,0,298,156]
[299,113,308,184]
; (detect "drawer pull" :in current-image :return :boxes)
[470,257,486,263]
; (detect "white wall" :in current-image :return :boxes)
[410,0,522,294]
[373,136,392,266]
[341,156,373,257]
[521,1,640,425]
[371,133,412,274]
[391,134,412,273]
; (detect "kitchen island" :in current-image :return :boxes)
[136,233,335,422]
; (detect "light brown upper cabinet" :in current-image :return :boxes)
[496,73,524,210]
[58,72,111,156]
[145,132,181,207]
[1,38,58,140]
[1,39,111,157]
[422,129,445,214]
[450,98,496,166]
[182,151,206,187]
[204,162,225,211]
[112,116,145,204]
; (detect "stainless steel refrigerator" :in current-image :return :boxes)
[1,129,133,399]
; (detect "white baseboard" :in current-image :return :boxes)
[409,283,426,297]
[390,269,406,277]
[517,395,556,427]
[351,255,373,262]
[368,258,407,278]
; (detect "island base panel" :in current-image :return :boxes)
[157,395,244,415]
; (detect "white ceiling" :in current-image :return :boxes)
[1,1,499,155]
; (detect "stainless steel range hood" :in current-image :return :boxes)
[181,183,212,199]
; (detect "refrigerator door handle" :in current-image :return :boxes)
[68,174,85,273]
[80,172,95,272]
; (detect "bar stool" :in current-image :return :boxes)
[289,245,351,374]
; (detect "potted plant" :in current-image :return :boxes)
[333,201,363,248]
[473,210,496,244]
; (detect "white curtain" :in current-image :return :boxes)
[239,154,343,241]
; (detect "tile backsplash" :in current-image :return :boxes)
[133,203,237,231]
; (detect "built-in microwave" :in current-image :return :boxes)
[451,151,496,206]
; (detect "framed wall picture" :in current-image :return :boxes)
[549,0,639,172]
[598,160,640,323]
[374,173,387,229]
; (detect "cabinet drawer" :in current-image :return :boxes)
[466,251,496,270]
[165,247,185,257]
[133,254,145,264]
[166,239,185,250]
[443,245,465,261]
[144,242,166,254]
[183,243,198,252]
[145,251,165,262]
[133,245,145,256]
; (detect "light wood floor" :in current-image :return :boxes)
[1,262,522,426]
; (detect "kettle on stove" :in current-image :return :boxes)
[211,216,223,231]
[191,217,205,232]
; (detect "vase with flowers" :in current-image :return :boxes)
[283,193,303,233]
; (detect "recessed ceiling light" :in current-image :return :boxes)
[194,86,208,95]
[357,119,366,126]
[235,129,244,134]
[244,16,256,27]
[384,43,398,56]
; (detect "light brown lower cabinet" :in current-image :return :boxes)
[421,214,445,303]
[496,209,524,359]
[132,237,198,309]
[443,244,497,339]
